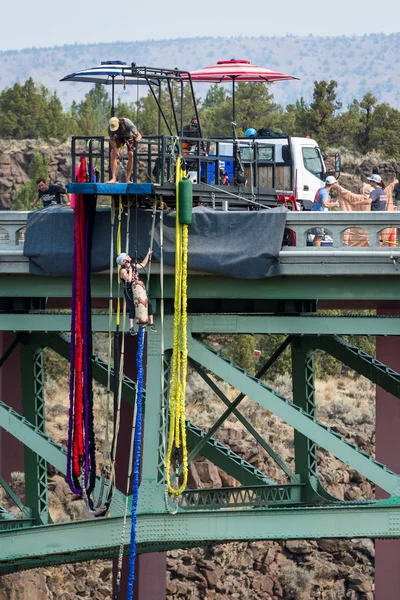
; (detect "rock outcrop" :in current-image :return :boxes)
[0,140,71,209]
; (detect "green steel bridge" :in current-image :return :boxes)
[1,208,400,598]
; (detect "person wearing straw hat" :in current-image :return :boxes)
[108,117,142,183]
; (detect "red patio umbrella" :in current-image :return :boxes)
[188,59,298,122]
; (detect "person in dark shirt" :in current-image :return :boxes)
[393,176,400,206]
[108,117,142,183]
[31,179,69,208]
[181,117,203,154]
[366,174,387,211]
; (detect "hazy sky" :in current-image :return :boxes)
[1,0,400,52]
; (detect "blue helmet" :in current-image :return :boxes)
[245,128,257,138]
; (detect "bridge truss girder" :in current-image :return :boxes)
[1,498,400,575]
[1,314,400,573]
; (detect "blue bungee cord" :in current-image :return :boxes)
[127,326,145,600]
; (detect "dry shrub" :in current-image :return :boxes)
[267,373,293,401]
[316,379,337,404]
[10,471,25,497]
[186,368,230,429]
[278,563,314,600]
[320,396,374,427]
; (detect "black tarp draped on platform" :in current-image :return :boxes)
[24,204,287,279]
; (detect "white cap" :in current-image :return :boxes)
[109,117,119,132]
[325,175,337,185]
[367,174,382,184]
[116,253,127,266]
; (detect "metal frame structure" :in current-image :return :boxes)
[1,308,400,574]
[2,208,400,600]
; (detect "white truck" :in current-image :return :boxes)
[191,135,340,210]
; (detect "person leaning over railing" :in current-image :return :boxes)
[370,173,399,245]
[338,183,372,247]
[311,176,340,246]
[31,178,70,209]
[339,174,399,246]
[108,117,142,184]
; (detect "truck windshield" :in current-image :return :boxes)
[302,147,324,180]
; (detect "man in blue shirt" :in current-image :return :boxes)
[311,176,340,246]
[367,174,387,211]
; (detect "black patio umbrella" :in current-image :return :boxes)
[61,60,159,116]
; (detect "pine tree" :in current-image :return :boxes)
[293,80,342,148]
[0,78,70,140]
[234,82,283,135]
[75,83,112,135]
[226,334,257,375]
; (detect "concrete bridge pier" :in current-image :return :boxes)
[375,308,400,600]
[113,333,166,600]
[0,332,24,485]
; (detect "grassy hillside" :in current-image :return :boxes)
[1,33,400,109]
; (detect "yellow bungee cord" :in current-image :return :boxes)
[165,156,189,496]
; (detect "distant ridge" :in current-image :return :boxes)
[1,33,399,108]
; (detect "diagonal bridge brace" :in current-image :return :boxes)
[301,334,400,398]
[35,332,272,489]
[9,333,272,492]
[187,337,296,482]
[187,336,400,496]
[26,332,136,402]
[185,420,276,486]
[0,399,126,515]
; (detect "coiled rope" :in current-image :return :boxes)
[165,156,189,496]
[67,156,97,496]
[126,326,145,599]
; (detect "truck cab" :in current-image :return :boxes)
[281,137,326,204]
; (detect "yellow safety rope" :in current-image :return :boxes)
[166,157,189,496]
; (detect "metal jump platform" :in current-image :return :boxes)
[69,133,306,209]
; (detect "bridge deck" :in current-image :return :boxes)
[1,211,400,278]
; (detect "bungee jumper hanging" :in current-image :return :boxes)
[116,249,157,333]
[116,193,157,335]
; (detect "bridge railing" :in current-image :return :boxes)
[0,210,399,260]
[0,212,29,255]
[284,211,399,252]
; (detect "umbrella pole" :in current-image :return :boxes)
[158,86,161,136]
[232,77,235,124]
[111,77,115,117]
